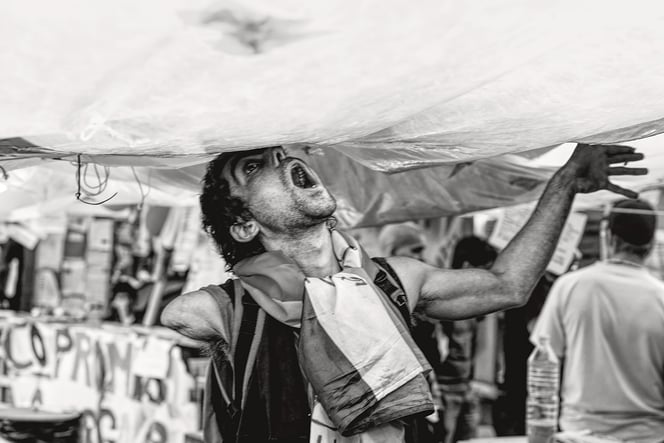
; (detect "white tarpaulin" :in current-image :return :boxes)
[2,0,664,170]
[1,137,660,228]
[1,0,664,225]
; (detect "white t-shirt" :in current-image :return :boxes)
[532,261,664,443]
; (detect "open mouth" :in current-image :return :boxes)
[290,163,318,189]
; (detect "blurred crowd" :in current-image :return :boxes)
[370,198,664,442]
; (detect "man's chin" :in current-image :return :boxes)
[302,199,337,223]
[309,202,337,220]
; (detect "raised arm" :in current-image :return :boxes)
[391,144,646,320]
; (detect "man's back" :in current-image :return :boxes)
[533,261,664,441]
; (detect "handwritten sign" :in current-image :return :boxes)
[0,318,199,443]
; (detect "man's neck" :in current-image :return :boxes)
[608,251,646,267]
[261,223,341,277]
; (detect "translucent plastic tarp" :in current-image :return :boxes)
[2,0,664,172]
[3,136,660,228]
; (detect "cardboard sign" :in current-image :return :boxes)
[547,211,587,275]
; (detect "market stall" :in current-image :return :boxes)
[0,201,226,442]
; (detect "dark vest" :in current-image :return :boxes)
[206,257,411,443]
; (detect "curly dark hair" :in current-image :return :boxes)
[200,150,267,269]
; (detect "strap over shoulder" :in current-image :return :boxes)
[371,257,411,328]
[206,279,269,442]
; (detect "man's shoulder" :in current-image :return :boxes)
[557,262,605,284]
[571,261,662,286]
[639,271,664,294]
[161,281,237,341]
[198,279,235,298]
[186,281,242,317]
[546,264,602,301]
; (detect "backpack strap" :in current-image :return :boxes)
[230,279,244,359]
[371,257,412,328]
[240,309,265,410]
[211,356,239,420]
[370,258,430,443]
[210,279,266,426]
[233,288,261,404]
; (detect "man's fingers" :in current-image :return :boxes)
[591,144,636,155]
[606,182,639,199]
[607,167,649,176]
[607,153,645,164]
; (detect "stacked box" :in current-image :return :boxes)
[60,259,87,315]
[60,217,90,314]
[32,232,65,309]
[63,216,89,259]
[85,219,114,319]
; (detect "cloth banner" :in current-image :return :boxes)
[0,316,200,443]
[2,0,664,171]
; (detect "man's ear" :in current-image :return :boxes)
[230,221,260,243]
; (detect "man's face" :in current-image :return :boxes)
[223,147,337,233]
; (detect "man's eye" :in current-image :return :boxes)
[243,161,261,176]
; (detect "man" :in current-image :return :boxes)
[438,236,497,443]
[162,144,645,443]
[532,199,664,442]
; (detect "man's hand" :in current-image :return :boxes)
[563,144,647,198]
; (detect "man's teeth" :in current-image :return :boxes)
[291,165,317,188]
[293,167,306,187]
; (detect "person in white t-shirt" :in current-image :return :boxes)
[532,199,664,443]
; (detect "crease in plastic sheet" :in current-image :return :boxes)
[2,0,664,172]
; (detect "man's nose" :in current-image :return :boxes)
[270,147,286,167]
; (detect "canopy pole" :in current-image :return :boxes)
[142,246,170,327]
[599,203,612,261]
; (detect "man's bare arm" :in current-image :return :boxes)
[160,289,230,344]
[390,144,647,320]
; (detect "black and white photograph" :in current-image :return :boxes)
[1,1,664,442]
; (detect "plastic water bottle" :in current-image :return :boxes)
[527,335,560,443]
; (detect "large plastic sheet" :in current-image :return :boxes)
[3,137,660,228]
[2,0,664,171]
